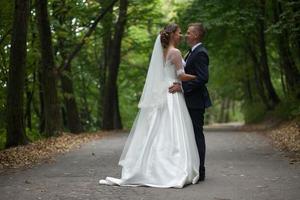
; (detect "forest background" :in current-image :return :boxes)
[0,0,299,149]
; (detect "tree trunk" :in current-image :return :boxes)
[245,78,253,101]
[279,65,287,96]
[25,90,32,130]
[97,52,106,128]
[102,0,128,130]
[54,1,83,133]
[78,65,93,128]
[243,62,253,102]
[257,0,280,107]
[38,71,45,133]
[247,42,271,109]
[61,67,83,133]
[273,0,300,98]
[113,86,122,129]
[5,0,30,148]
[61,107,68,127]
[25,75,35,130]
[36,0,62,137]
[25,14,38,131]
[97,0,113,128]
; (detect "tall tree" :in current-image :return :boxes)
[289,0,300,59]
[37,71,45,132]
[36,0,62,136]
[247,41,272,109]
[97,0,113,128]
[52,0,83,133]
[257,0,280,108]
[272,0,300,98]
[55,0,117,130]
[5,0,30,147]
[60,46,83,133]
[102,0,128,130]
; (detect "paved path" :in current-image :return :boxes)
[0,128,299,200]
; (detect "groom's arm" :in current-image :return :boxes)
[169,82,182,93]
[182,51,209,94]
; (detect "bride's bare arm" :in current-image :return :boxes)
[168,49,196,81]
[177,70,197,81]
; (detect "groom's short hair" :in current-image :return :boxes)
[188,22,206,39]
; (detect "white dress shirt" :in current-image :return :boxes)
[181,42,202,92]
[191,42,202,52]
[185,42,202,63]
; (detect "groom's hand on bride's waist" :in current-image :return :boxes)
[169,82,182,93]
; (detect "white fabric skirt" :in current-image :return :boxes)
[99,91,199,188]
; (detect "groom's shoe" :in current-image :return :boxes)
[199,167,205,182]
[199,172,205,182]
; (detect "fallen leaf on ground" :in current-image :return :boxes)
[0,131,115,171]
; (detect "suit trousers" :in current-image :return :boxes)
[187,108,206,171]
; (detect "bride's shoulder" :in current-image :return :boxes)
[169,48,181,54]
[168,48,182,57]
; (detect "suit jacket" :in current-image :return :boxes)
[182,44,212,109]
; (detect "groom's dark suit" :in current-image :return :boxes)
[182,44,212,177]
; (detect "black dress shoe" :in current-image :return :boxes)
[199,172,205,182]
[199,167,205,182]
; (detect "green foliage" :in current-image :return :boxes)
[175,0,300,123]
[26,128,42,142]
[117,0,169,128]
[1,0,299,150]
[242,101,267,124]
[242,98,300,124]
[272,98,300,120]
[0,0,13,29]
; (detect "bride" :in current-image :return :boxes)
[99,23,200,188]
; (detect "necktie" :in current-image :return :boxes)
[184,48,192,61]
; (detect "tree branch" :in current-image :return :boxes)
[61,0,118,70]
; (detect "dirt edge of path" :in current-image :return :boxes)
[0,131,125,173]
[240,118,300,164]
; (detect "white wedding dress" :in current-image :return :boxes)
[99,35,200,188]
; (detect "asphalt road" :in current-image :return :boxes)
[0,128,299,200]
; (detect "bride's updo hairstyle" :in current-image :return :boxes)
[160,23,179,49]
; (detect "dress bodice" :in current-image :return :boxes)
[164,59,186,82]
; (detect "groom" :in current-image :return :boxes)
[169,22,212,182]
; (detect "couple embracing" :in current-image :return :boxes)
[100,22,212,188]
